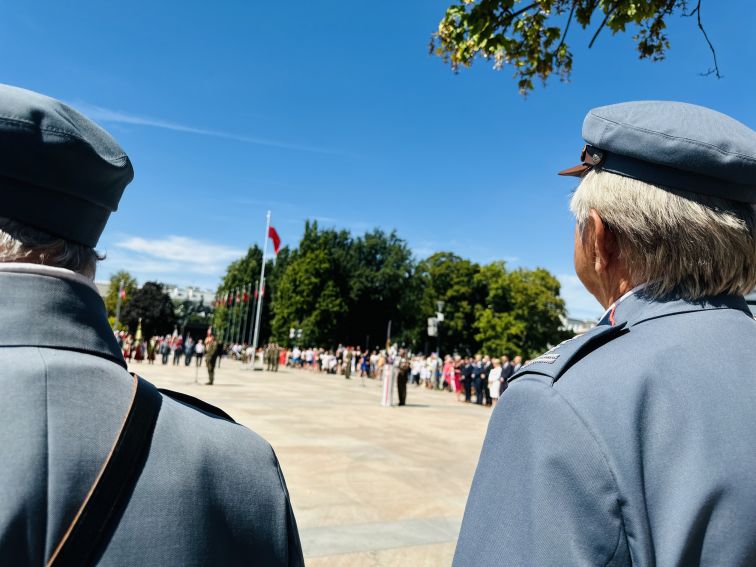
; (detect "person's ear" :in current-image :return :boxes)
[588,209,618,274]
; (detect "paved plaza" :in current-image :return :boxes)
[130,358,491,566]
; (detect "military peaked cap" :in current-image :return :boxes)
[560,101,756,204]
[0,84,133,247]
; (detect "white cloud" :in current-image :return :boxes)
[72,101,343,155]
[115,235,244,271]
[99,235,246,288]
[558,273,603,320]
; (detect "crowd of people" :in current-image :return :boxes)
[116,332,528,407]
[116,331,208,366]
[212,343,529,407]
[115,331,224,384]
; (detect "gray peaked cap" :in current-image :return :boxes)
[0,84,134,247]
[559,100,756,204]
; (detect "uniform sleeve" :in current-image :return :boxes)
[453,376,626,567]
[273,451,305,567]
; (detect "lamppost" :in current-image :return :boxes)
[436,300,445,356]
[289,326,302,349]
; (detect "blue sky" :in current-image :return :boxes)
[2,1,753,318]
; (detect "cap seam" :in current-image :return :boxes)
[0,115,129,164]
[589,113,756,164]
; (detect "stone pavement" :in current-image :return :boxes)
[129,358,491,566]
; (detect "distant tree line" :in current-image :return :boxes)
[214,221,571,359]
[105,271,212,339]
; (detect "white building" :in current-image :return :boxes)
[93,281,215,306]
[162,284,215,305]
[561,316,597,335]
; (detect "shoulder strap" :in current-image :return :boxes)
[158,388,236,422]
[46,375,162,567]
[509,322,628,386]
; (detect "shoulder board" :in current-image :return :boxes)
[509,322,628,386]
[158,389,236,423]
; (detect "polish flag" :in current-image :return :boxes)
[268,226,281,255]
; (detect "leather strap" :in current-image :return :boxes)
[46,374,162,567]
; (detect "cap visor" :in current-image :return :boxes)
[558,163,591,177]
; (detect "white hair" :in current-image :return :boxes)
[0,217,101,279]
[570,171,756,300]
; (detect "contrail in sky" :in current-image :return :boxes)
[73,101,343,155]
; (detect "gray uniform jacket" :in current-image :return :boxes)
[454,292,756,566]
[0,268,303,566]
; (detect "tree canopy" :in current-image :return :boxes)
[431,0,720,94]
[105,270,138,324]
[121,281,177,338]
[217,220,571,359]
[270,222,418,348]
[213,243,290,345]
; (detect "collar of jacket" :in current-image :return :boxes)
[0,267,125,368]
[598,290,752,328]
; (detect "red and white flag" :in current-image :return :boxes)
[268,226,281,255]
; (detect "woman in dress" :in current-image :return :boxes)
[442,355,455,392]
[123,334,133,361]
[134,340,144,363]
[453,355,463,400]
[487,358,503,407]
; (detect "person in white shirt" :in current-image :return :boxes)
[487,359,503,406]
[194,339,205,367]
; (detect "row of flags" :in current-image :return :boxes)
[213,215,279,354]
[214,284,264,308]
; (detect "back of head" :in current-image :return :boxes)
[563,100,756,300]
[0,84,133,278]
[570,171,756,300]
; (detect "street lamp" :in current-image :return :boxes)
[435,301,445,355]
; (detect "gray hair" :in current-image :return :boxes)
[0,217,102,278]
[570,171,756,300]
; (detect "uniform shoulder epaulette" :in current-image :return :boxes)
[509,322,628,386]
[158,389,236,423]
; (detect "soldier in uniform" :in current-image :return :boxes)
[343,346,353,379]
[0,85,303,565]
[461,357,473,402]
[204,334,219,385]
[396,348,410,406]
[455,101,756,566]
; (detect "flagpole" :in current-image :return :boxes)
[240,283,250,345]
[223,290,232,347]
[221,290,228,345]
[236,283,247,345]
[251,211,271,371]
[230,287,240,346]
[113,279,124,330]
[247,279,259,349]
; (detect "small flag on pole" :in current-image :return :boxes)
[268,226,281,255]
